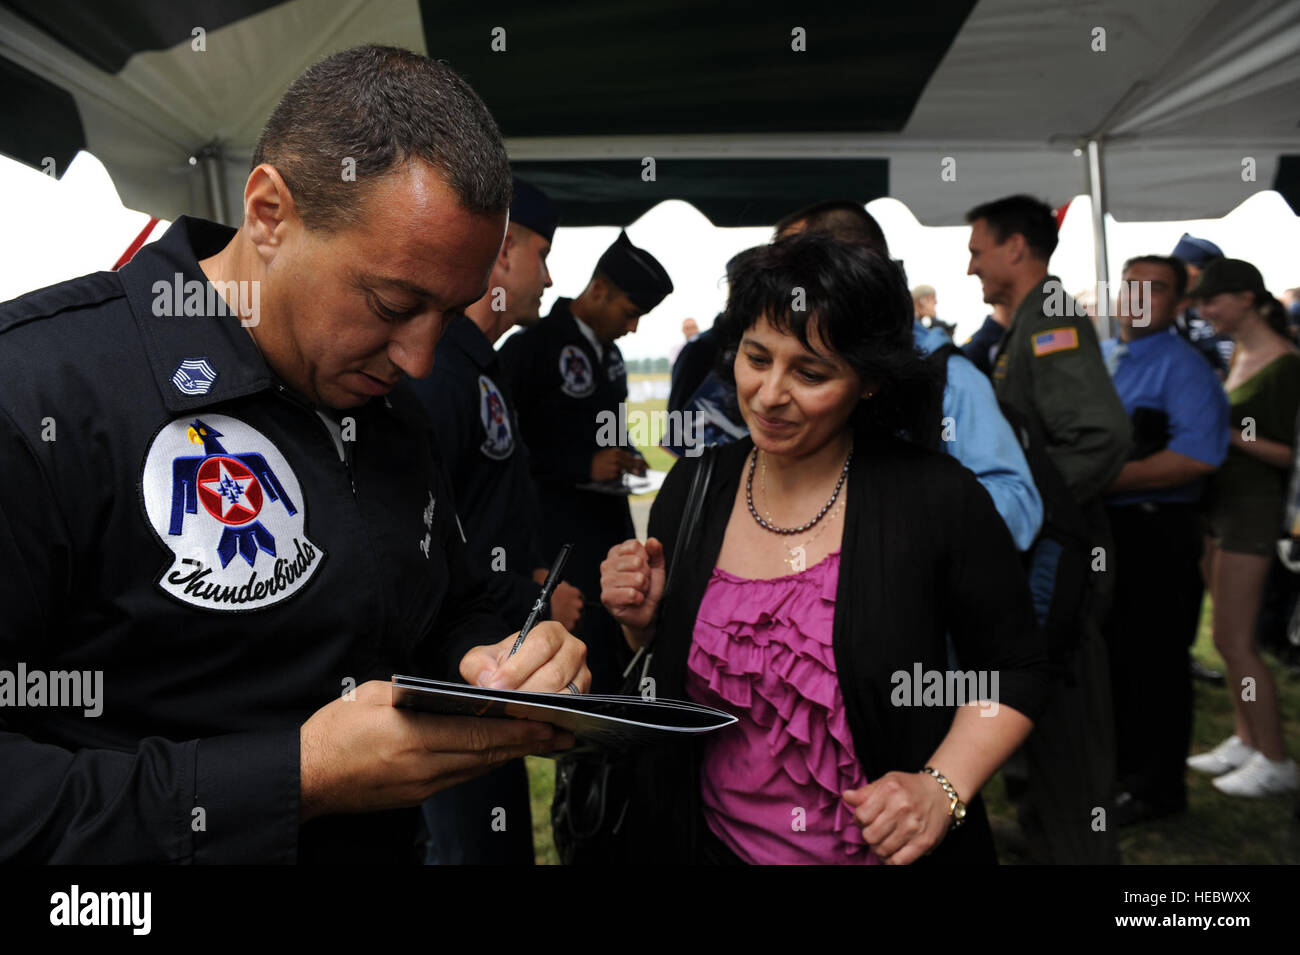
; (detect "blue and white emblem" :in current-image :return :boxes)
[477,375,514,460]
[559,344,595,398]
[170,358,218,396]
[607,351,625,383]
[141,414,324,610]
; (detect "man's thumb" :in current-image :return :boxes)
[645,536,666,568]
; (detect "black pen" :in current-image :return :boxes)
[507,543,573,659]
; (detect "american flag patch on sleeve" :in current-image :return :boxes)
[1032,327,1079,356]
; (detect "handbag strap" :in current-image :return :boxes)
[663,447,716,603]
[621,447,716,682]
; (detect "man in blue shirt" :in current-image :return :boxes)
[914,321,1043,551]
[959,304,1010,377]
[1101,254,1229,825]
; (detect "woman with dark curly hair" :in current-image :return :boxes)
[599,233,1051,864]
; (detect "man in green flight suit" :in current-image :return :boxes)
[966,194,1131,864]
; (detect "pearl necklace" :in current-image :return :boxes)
[745,445,852,535]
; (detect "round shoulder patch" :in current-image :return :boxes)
[477,374,515,460]
[558,344,596,398]
[141,414,325,611]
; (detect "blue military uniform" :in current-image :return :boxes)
[0,216,506,863]
[1101,328,1229,819]
[959,313,1007,377]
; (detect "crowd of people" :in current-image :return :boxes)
[1,44,1294,866]
[646,198,1300,864]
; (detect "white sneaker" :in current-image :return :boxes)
[1211,752,1299,797]
[1187,735,1256,776]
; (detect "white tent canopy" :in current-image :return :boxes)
[1,0,1297,230]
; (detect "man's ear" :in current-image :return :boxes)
[244,163,298,266]
[1005,233,1027,267]
[497,229,516,270]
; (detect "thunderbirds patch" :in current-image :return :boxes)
[478,374,514,460]
[141,414,324,610]
[559,344,595,398]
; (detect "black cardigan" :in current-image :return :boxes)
[626,428,1051,864]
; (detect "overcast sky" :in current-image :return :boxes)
[4,151,1298,361]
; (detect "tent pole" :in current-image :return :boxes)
[196,142,230,224]
[1085,138,1114,339]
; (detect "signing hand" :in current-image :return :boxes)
[458,620,590,694]
[842,771,953,865]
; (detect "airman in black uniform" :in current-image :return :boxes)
[0,47,586,863]
[409,179,583,863]
[504,232,673,691]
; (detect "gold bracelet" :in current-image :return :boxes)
[921,767,967,828]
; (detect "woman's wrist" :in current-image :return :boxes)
[920,767,967,828]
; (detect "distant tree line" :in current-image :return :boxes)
[625,357,671,374]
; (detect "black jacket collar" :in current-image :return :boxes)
[440,313,497,370]
[117,215,273,414]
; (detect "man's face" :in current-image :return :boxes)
[1118,262,1179,338]
[915,294,937,319]
[258,162,505,409]
[500,223,552,328]
[590,279,644,343]
[966,218,1016,307]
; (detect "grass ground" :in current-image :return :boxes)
[524,375,1300,864]
[624,382,676,480]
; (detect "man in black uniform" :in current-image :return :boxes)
[412,179,583,635]
[505,232,673,692]
[409,178,582,863]
[0,45,586,864]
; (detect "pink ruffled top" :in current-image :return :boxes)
[685,549,880,865]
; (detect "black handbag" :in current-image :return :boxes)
[551,447,716,864]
